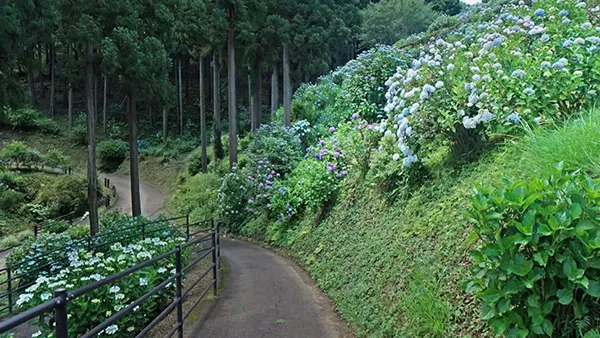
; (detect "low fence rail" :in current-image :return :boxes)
[0,215,216,318]
[0,221,221,337]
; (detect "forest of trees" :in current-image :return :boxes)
[0,0,460,235]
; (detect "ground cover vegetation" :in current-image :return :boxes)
[172,0,600,336]
[6,213,190,337]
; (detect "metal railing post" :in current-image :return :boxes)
[33,224,38,238]
[54,288,68,338]
[185,215,190,241]
[7,266,12,315]
[211,228,218,296]
[141,222,146,240]
[175,245,184,338]
[216,221,221,269]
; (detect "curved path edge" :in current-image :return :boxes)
[190,237,355,338]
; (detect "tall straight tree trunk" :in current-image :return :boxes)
[85,43,99,236]
[102,75,107,133]
[271,65,278,121]
[94,75,98,122]
[248,69,253,131]
[39,45,45,99]
[128,87,141,217]
[27,66,37,106]
[212,52,224,160]
[252,51,263,131]
[185,55,190,100]
[50,43,55,117]
[162,108,168,144]
[199,57,208,173]
[227,11,238,170]
[283,43,291,127]
[178,58,183,134]
[68,44,73,130]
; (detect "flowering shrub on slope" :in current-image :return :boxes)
[381,0,600,167]
[16,236,188,337]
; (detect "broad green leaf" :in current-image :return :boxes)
[542,300,554,314]
[523,210,536,228]
[537,223,552,236]
[557,287,573,305]
[576,220,597,231]
[489,318,508,335]
[533,251,549,267]
[504,278,525,295]
[542,319,553,336]
[516,222,533,236]
[570,203,582,219]
[585,281,600,297]
[563,257,585,281]
[507,253,534,277]
[482,302,496,320]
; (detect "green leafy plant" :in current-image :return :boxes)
[244,123,303,176]
[464,164,600,337]
[43,149,71,171]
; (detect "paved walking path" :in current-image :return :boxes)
[191,238,354,338]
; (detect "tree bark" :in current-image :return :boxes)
[248,69,253,131]
[102,74,107,133]
[85,43,99,236]
[68,44,73,130]
[185,55,190,100]
[283,42,292,127]
[162,108,168,144]
[50,43,55,117]
[212,51,224,160]
[94,75,98,123]
[271,64,278,121]
[39,45,44,99]
[199,57,208,173]
[227,9,238,170]
[27,66,37,106]
[178,57,183,134]
[252,51,263,131]
[128,87,141,217]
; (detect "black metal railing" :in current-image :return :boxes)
[0,215,214,317]
[0,223,221,338]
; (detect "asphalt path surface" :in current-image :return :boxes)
[191,238,354,338]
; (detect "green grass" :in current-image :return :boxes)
[516,108,600,177]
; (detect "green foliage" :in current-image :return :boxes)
[359,0,436,48]
[15,233,188,337]
[245,123,303,176]
[185,146,212,176]
[0,230,33,251]
[465,166,600,337]
[424,0,462,16]
[43,219,71,234]
[218,167,251,231]
[398,269,451,337]
[64,225,90,240]
[35,175,88,217]
[516,109,600,178]
[170,173,220,223]
[97,139,129,171]
[0,107,58,133]
[44,149,71,170]
[0,141,42,168]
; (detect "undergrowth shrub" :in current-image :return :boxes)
[0,107,58,133]
[465,165,600,337]
[170,173,220,223]
[35,175,88,217]
[97,139,129,171]
[244,123,303,176]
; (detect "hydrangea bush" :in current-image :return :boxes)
[16,235,189,337]
[380,0,600,168]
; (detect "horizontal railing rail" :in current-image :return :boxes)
[0,215,215,317]
[0,220,222,338]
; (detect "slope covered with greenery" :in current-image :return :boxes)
[173,0,600,336]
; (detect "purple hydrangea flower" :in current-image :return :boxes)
[329,127,336,132]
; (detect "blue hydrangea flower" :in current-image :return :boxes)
[506,112,520,124]
[559,10,568,16]
[511,69,526,78]
[523,87,536,95]
[534,8,545,16]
